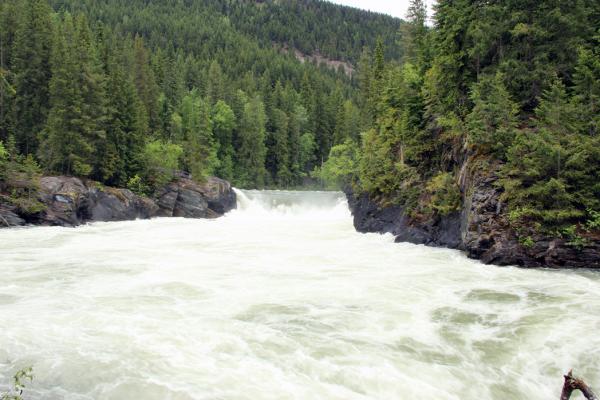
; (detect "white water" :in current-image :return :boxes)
[0,190,598,400]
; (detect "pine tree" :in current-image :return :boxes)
[466,73,519,158]
[235,95,267,188]
[40,14,105,177]
[206,60,225,105]
[12,0,53,155]
[97,45,146,186]
[212,100,236,181]
[132,35,159,133]
[572,42,600,136]
[400,0,428,67]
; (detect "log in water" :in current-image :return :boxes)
[0,190,598,399]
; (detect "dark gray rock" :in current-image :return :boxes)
[85,187,159,222]
[155,176,236,219]
[345,163,600,269]
[1,174,235,228]
[0,202,25,227]
[346,188,462,249]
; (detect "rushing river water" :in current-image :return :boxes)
[0,190,599,399]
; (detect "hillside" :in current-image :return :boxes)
[318,0,600,267]
[1,0,401,196]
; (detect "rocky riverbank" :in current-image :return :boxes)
[0,175,236,228]
[345,163,600,269]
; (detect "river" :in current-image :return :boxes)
[0,190,598,399]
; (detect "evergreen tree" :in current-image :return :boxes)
[132,35,159,133]
[11,0,53,155]
[40,15,94,176]
[466,73,518,158]
[236,95,267,188]
[572,42,600,136]
[97,46,146,186]
[212,100,236,181]
[400,0,428,68]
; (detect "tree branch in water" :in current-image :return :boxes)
[561,370,598,400]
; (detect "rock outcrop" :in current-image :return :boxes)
[0,175,236,228]
[345,163,600,269]
[155,176,236,219]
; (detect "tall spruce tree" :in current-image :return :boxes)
[12,0,53,155]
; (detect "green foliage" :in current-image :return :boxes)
[519,236,535,249]
[141,140,183,189]
[212,100,236,181]
[466,73,518,158]
[312,139,359,190]
[572,41,600,136]
[1,367,33,400]
[424,172,461,216]
[235,96,267,188]
[560,225,589,250]
[4,0,383,190]
[586,209,600,232]
[299,132,317,175]
[500,78,599,229]
[0,141,7,162]
[126,174,150,196]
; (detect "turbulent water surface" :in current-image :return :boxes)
[0,190,599,399]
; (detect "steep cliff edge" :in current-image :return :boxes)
[0,176,236,228]
[346,163,600,269]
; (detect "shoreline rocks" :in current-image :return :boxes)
[344,167,600,269]
[0,175,236,228]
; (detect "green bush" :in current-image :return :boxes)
[312,139,358,189]
[141,140,183,190]
[127,174,150,196]
[586,209,600,232]
[1,367,33,400]
[424,172,461,216]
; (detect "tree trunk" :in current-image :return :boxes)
[561,370,598,400]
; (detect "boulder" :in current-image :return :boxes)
[85,186,159,222]
[0,201,25,227]
[155,176,236,218]
[0,174,235,228]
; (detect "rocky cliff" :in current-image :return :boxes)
[346,162,600,269]
[0,176,236,228]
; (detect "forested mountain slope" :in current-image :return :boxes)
[320,0,600,267]
[1,0,400,200]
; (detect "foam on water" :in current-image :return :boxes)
[0,190,598,399]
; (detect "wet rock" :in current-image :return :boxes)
[346,187,462,249]
[0,201,25,227]
[85,186,159,222]
[1,174,236,228]
[345,163,600,269]
[155,176,236,218]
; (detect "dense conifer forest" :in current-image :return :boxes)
[1,0,398,193]
[1,0,599,241]
[319,0,600,243]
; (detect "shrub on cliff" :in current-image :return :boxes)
[312,139,359,189]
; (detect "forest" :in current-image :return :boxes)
[319,0,600,242]
[1,0,600,241]
[1,0,399,195]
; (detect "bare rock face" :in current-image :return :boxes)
[345,186,463,249]
[460,167,600,268]
[1,175,236,228]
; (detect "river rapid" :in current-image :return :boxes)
[0,190,598,399]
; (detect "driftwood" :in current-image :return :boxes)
[561,370,599,400]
